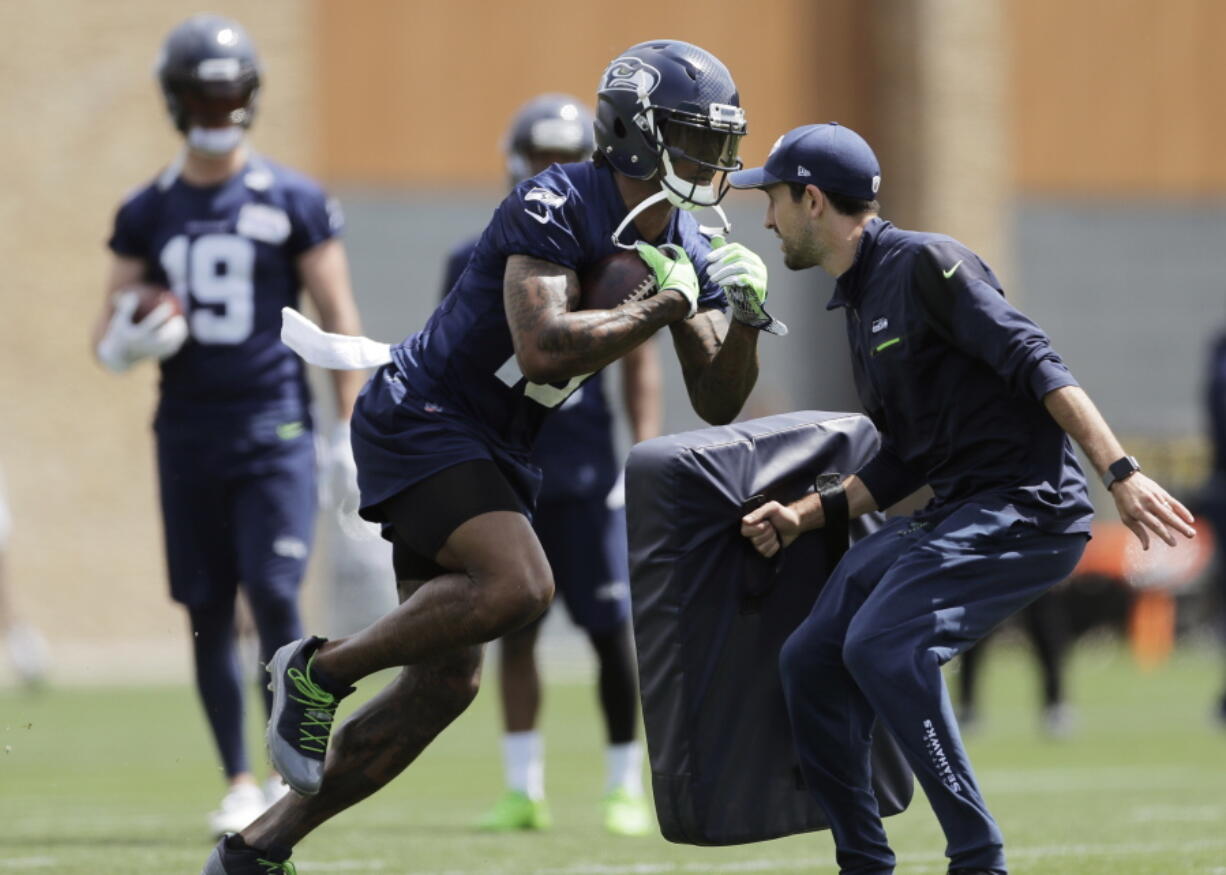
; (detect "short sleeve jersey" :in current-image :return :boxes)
[440,234,618,502]
[393,160,724,456]
[107,155,341,420]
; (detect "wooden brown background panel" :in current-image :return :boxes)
[1011,0,1226,194]
[314,0,872,186]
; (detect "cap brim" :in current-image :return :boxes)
[727,166,780,189]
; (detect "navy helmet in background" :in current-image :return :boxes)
[504,93,595,185]
[156,14,261,152]
[594,39,747,210]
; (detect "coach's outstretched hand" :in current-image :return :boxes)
[1109,473,1196,550]
[705,236,787,336]
[636,242,700,318]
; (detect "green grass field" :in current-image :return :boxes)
[1,640,1224,874]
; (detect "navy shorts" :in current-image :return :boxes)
[156,416,316,608]
[533,496,630,634]
[352,365,541,524]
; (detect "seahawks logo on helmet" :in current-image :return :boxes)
[601,57,661,97]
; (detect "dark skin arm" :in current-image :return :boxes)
[669,308,760,425]
[504,254,688,383]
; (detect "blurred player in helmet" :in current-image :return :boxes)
[203,39,780,873]
[442,94,660,836]
[91,14,366,837]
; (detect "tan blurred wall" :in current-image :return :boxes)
[0,1,314,678]
[1011,0,1226,195]
[315,0,872,186]
[872,0,1010,275]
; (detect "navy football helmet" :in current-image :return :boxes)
[156,14,261,138]
[504,93,595,185]
[595,40,746,211]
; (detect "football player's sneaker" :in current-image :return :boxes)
[475,790,552,831]
[265,636,353,796]
[201,834,295,874]
[1041,703,1077,739]
[208,782,267,837]
[603,787,652,837]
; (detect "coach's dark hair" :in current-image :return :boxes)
[788,182,878,217]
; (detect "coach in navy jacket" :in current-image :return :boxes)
[730,123,1195,875]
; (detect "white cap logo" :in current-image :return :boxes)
[796,165,812,178]
[871,174,881,194]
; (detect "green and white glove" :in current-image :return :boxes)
[703,236,787,336]
[636,241,700,317]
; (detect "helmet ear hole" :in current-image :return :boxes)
[613,117,627,138]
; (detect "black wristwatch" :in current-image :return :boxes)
[1102,455,1141,491]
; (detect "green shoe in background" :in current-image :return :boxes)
[603,787,652,836]
[475,790,552,831]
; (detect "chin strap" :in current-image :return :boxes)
[611,191,732,250]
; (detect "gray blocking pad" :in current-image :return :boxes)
[626,410,914,845]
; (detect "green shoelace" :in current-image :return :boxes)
[285,660,339,754]
[257,858,296,874]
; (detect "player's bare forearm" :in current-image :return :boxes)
[670,311,758,425]
[620,340,663,442]
[505,254,686,382]
[328,370,364,421]
[1042,385,1126,478]
[302,240,365,418]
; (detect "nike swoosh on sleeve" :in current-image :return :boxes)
[942,259,964,279]
[523,208,550,224]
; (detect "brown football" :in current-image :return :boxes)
[131,285,183,323]
[578,250,658,311]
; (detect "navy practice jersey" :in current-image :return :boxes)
[441,235,618,502]
[395,160,725,456]
[108,154,341,420]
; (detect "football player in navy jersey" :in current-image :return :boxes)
[92,15,366,837]
[444,94,661,836]
[205,39,782,873]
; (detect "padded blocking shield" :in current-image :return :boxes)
[627,410,914,845]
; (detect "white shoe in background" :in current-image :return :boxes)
[263,775,290,807]
[208,782,266,836]
[5,622,49,688]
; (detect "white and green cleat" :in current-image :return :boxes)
[603,787,653,837]
[475,790,553,831]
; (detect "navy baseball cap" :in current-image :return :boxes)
[728,122,881,200]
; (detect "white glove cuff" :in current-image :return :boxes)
[96,333,133,373]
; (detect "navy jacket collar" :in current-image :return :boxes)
[826,217,890,311]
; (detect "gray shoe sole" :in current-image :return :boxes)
[201,846,226,875]
[266,639,325,796]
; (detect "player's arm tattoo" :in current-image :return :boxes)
[504,254,687,383]
[670,308,759,425]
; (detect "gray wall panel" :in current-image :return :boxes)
[1015,200,1225,438]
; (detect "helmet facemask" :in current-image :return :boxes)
[653,104,745,210]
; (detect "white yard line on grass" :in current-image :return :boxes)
[301,835,1226,875]
[0,859,56,869]
[979,764,1213,794]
